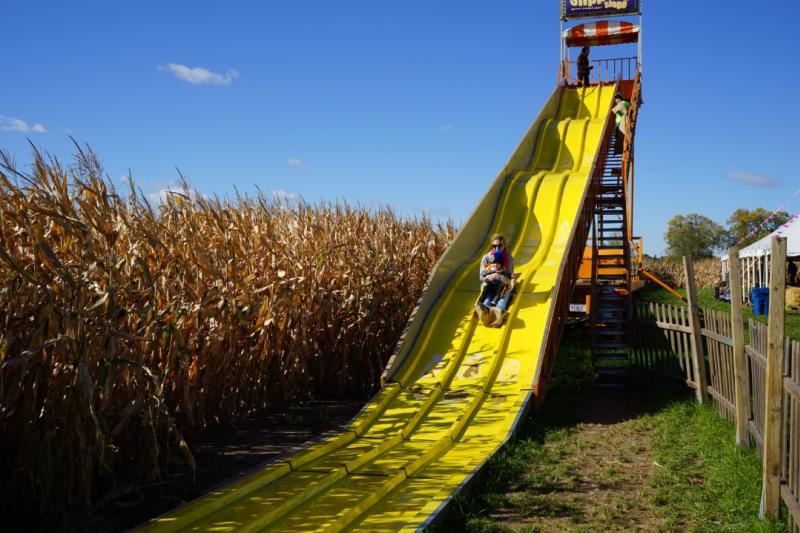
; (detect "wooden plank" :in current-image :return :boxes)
[753,352,766,444]
[785,377,800,401]
[781,484,800,528]
[712,311,725,411]
[708,386,736,415]
[684,256,708,404]
[653,309,664,379]
[639,303,649,371]
[791,342,800,510]
[667,304,681,370]
[681,329,696,387]
[716,308,736,420]
[647,301,656,376]
[724,343,735,416]
[761,237,787,519]
[663,304,673,377]
[747,316,762,450]
[784,376,797,510]
[747,345,768,366]
[632,318,692,334]
[750,419,765,453]
[706,311,722,413]
[681,309,693,382]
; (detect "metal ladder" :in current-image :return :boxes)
[591,138,631,387]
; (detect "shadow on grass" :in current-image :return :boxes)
[522,324,692,436]
[429,324,695,533]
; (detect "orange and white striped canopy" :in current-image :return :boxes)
[564,21,639,48]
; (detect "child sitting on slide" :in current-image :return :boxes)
[476,249,513,327]
[483,251,511,306]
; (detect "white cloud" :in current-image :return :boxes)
[159,63,238,86]
[438,125,454,133]
[727,170,780,188]
[144,185,192,205]
[288,158,305,168]
[0,115,46,133]
[272,189,298,202]
[138,178,174,190]
[146,189,172,205]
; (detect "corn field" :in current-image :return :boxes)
[644,256,722,289]
[0,147,456,524]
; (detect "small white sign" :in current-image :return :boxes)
[569,304,586,313]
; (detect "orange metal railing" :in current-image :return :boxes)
[639,268,688,302]
[621,68,642,244]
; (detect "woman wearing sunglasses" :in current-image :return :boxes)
[475,233,515,327]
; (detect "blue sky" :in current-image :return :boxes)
[2,1,798,254]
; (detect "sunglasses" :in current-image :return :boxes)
[491,243,504,248]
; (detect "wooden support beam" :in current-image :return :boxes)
[728,247,750,448]
[760,237,786,519]
[684,256,708,404]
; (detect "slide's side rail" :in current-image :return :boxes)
[533,85,618,403]
[381,87,565,384]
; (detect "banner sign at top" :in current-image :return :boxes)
[562,0,641,20]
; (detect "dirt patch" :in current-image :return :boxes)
[68,399,365,533]
[485,387,665,532]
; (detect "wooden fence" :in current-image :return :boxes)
[631,301,694,388]
[631,239,800,529]
[780,331,800,529]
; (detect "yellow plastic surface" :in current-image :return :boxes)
[138,84,616,533]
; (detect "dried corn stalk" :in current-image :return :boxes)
[0,146,456,524]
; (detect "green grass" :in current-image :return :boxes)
[647,400,786,532]
[432,326,790,532]
[639,286,800,341]
[431,329,596,532]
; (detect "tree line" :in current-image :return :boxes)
[663,208,792,258]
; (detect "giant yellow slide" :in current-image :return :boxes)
[141,83,617,532]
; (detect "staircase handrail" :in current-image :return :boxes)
[639,268,688,302]
[534,80,621,402]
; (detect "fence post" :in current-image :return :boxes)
[728,247,750,448]
[684,256,708,404]
[760,237,786,519]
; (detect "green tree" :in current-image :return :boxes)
[665,213,726,258]
[724,208,792,248]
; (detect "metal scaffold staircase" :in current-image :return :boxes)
[590,138,632,387]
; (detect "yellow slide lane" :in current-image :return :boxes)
[139,84,616,533]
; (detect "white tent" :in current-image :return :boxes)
[721,214,800,299]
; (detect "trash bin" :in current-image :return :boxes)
[751,287,770,316]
